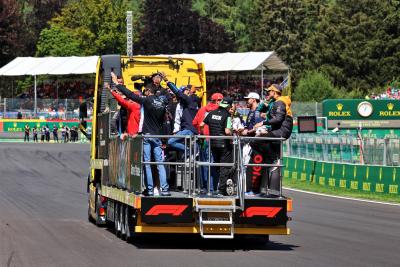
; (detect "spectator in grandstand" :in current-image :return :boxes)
[246,84,293,196]
[32,126,38,142]
[52,124,59,143]
[24,124,30,142]
[111,71,170,197]
[192,93,223,193]
[200,97,235,196]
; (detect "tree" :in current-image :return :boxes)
[304,0,400,92]
[0,0,25,66]
[46,0,136,55]
[35,26,81,56]
[248,0,311,75]
[134,0,234,54]
[192,0,253,51]
[23,0,69,57]
[293,70,340,102]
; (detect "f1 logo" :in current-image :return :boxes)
[145,205,188,216]
[240,207,282,218]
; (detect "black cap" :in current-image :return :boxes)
[219,97,233,108]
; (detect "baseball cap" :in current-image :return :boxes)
[219,97,233,108]
[244,92,260,100]
[265,84,283,93]
[211,93,224,101]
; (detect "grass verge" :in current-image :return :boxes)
[283,178,400,204]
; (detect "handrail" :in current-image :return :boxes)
[108,134,285,199]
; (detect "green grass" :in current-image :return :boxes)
[283,178,400,204]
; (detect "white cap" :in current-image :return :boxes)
[244,92,260,100]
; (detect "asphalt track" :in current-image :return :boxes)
[0,142,399,267]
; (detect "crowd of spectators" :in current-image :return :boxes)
[206,76,284,108]
[18,80,94,100]
[369,86,400,100]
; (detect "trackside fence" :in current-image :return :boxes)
[286,133,400,166]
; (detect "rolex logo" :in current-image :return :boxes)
[387,103,394,111]
[13,122,17,127]
[336,103,343,111]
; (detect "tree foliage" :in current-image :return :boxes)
[134,0,234,54]
[24,0,68,55]
[45,0,139,56]
[294,70,340,102]
[2,0,400,97]
[36,26,81,56]
[0,0,25,66]
[191,0,253,51]
[304,0,400,93]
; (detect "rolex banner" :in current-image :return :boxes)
[322,99,400,129]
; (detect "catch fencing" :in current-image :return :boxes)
[0,98,93,120]
[286,133,400,166]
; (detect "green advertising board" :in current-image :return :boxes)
[284,156,399,195]
[322,99,400,128]
[0,119,92,132]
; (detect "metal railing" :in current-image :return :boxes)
[0,98,93,119]
[286,133,400,166]
[105,134,285,203]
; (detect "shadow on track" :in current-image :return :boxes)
[103,228,298,251]
[131,234,297,251]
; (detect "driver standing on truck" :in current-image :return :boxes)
[111,72,170,197]
[200,97,235,196]
[246,84,293,196]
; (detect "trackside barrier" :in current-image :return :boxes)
[284,157,400,195]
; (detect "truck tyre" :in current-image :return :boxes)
[88,193,95,223]
[114,202,121,237]
[120,204,126,239]
[125,205,136,242]
[95,184,104,226]
[87,176,95,223]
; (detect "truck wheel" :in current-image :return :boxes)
[125,205,136,242]
[95,184,105,226]
[88,193,95,223]
[120,204,126,239]
[114,202,121,237]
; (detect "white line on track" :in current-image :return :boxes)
[283,187,400,207]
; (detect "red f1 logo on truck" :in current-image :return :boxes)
[146,205,188,216]
[240,207,282,218]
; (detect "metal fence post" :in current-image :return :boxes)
[383,138,388,166]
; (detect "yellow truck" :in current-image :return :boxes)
[83,55,292,241]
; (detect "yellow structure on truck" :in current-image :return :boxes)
[82,55,292,241]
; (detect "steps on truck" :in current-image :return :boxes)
[195,198,236,239]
